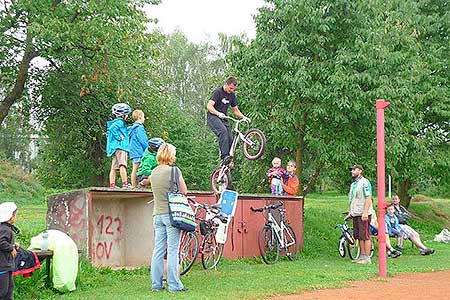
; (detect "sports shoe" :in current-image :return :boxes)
[221,155,233,166]
[352,257,363,263]
[356,258,371,264]
[395,244,405,250]
[169,287,189,292]
[420,248,435,256]
[390,249,402,258]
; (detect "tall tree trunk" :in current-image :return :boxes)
[0,33,38,124]
[295,112,307,192]
[302,163,324,196]
[397,179,412,208]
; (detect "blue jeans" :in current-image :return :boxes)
[151,214,184,292]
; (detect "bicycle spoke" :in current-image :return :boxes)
[258,226,280,264]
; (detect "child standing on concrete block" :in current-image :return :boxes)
[106,103,132,188]
[128,110,149,188]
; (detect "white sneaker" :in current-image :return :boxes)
[356,258,372,264]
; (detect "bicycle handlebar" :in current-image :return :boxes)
[187,196,226,222]
[250,201,284,212]
[225,115,251,124]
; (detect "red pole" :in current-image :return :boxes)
[376,99,390,278]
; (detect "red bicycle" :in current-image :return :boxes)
[179,197,229,274]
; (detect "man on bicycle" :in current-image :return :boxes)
[206,77,250,164]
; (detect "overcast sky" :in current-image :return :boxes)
[144,0,265,43]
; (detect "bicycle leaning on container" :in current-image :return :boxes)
[178,196,229,274]
[250,201,299,264]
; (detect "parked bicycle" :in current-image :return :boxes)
[211,116,266,194]
[335,215,374,260]
[250,201,299,264]
[178,197,229,274]
[335,220,359,260]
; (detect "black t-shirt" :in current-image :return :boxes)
[210,86,238,115]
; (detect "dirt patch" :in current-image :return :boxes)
[412,195,433,202]
[269,270,450,300]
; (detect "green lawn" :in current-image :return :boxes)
[13,193,450,300]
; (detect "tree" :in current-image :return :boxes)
[229,0,448,197]
[0,0,160,125]
[157,31,227,124]
[16,0,163,187]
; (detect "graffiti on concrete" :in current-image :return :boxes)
[95,214,122,260]
[47,191,87,251]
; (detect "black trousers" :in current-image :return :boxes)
[0,272,14,300]
[207,114,233,159]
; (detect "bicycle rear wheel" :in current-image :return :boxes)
[201,230,224,270]
[242,129,266,160]
[258,225,280,264]
[179,231,199,275]
[347,239,360,260]
[284,225,299,260]
[210,167,231,194]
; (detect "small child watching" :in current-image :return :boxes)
[106,103,132,188]
[385,205,404,247]
[136,137,165,187]
[266,157,286,195]
[128,110,149,188]
[0,202,19,300]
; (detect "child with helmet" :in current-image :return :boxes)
[136,137,165,187]
[106,103,132,188]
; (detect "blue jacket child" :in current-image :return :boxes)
[107,103,132,188]
[106,118,130,157]
[128,121,149,161]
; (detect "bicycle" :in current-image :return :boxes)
[335,217,374,260]
[250,201,299,264]
[210,116,266,194]
[178,197,229,274]
[179,230,199,275]
[335,220,359,260]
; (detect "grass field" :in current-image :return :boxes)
[12,191,450,300]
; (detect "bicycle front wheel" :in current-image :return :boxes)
[284,225,299,261]
[210,167,231,194]
[179,231,200,275]
[201,230,224,270]
[242,129,266,160]
[338,236,346,258]
[258,225,280,264]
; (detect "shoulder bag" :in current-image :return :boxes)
[167,166,196,232]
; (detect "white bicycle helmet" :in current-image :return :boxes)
[112,103,131,117]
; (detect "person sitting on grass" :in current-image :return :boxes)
[370,212,402,258]
[385,205,404,247]
[386,204,435,256]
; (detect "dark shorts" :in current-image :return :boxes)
[353,215,371,241]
